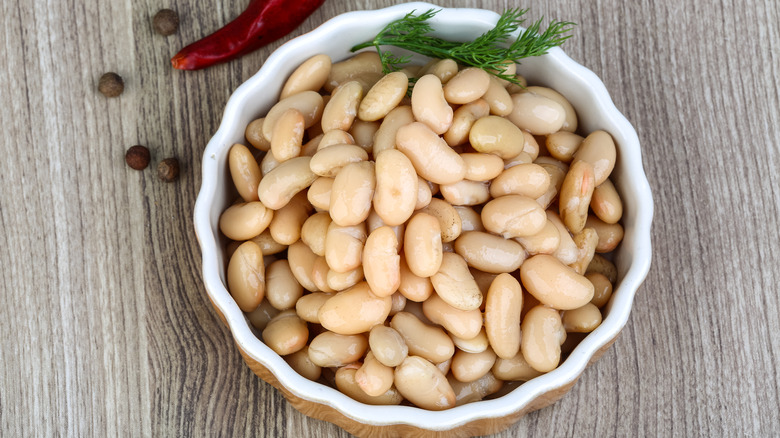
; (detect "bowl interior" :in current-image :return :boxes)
[194,2,653,430]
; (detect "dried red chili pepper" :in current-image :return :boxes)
[171,0,325,70]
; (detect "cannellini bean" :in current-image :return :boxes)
[490,60,517,87]
[534,162,566,209]
[591,179,623,224]
[325,222,367,273]
[363,226,401,297]
[514,219,561,255]
[415,175,433,210]
[492,351,544,381]
[520,254,594,310]
[307,176,334,211]
[505,74,528,94]
[485,273,523,359]
[547,210,578,265]
[451,328,490,354]
[309,144,368,177]
[443,68,490,104]
[394,356,456,410]
[586,215,625,253]
[586,254,618,284]
[390,312,454,364]
[526,86,578,133]
[460,153,505,182]
[270,108,304,162]
[330,161,376,227]
[335,366,403,405]
[396,122,465,185]
[268,193,311,245]
[281,54,332,99]
[366,210,405,249]
[430,252,483,311]
[356,352,395,396]
[469,115,525,159]
[219,202,273,241]
[228,144,261,201]
[559,160,596,234]
[321,81,363,132]
[572,130,616,186]
[349,119,380,151]
[359,71,408,121]
[481,195,546,238]
[308,331,368,367]
[569,228,599,275]
[284,345,322,381]
[311,256,336,293]
[418,198,463,243]
[258,156,317,210]
[265,259,303,311]
[327,265,364,291]
[451,348,497,383]
[444,99,490,147]
[318,282,391,335]
[507,92,565,135]
[521,131,541,161]
[521,305,566,373]
[440,180,490,206]
[482,76,513,116]
[227,241,265,312]
[373,149,418,226]
[587,272,613,307]
[372,105,414,155]
[295,292,332,323]
[403,213,443,278]
[245,118,271,151]
[325,51,384,92]
[318,129,354,150]
[262,310,308,355]
[454,231,527,274]
[249,230,286,255]
[423,59,458,83]
[453,206,484,232]
[287,240,319,292]
[369,325,408,367]
[262,91,324,142]
[411,74,453,134]
[545,131,583,163]
[246,299,279,331]
[448,371,503,406]
[490,163,551,199]
[398,255,434,302]
[260,148,282,176]
[562,303,602,333]
[422,292,483,339]
[300,211,331,256]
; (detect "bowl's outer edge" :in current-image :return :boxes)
[193,1,654,434]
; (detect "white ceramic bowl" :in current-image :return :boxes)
[193,3,653,436]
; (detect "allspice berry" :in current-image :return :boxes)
[157,158,180,182]
[153,9,179,36]
[98,72,124,97]
[125,145,151,170]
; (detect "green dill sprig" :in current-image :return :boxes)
[351,8,575,86]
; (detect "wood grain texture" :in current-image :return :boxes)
[1,0,778,436]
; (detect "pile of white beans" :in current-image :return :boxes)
[219,51,624,410]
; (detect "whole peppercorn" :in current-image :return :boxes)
[157,158,180,182]
[153,9,179,36]
[125,145,151,170]
[98,72,124,97]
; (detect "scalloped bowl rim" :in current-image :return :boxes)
[194,2,653,430]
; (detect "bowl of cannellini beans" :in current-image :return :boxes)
[193,2,653,437]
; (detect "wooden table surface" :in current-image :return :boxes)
[2,0,779,436]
